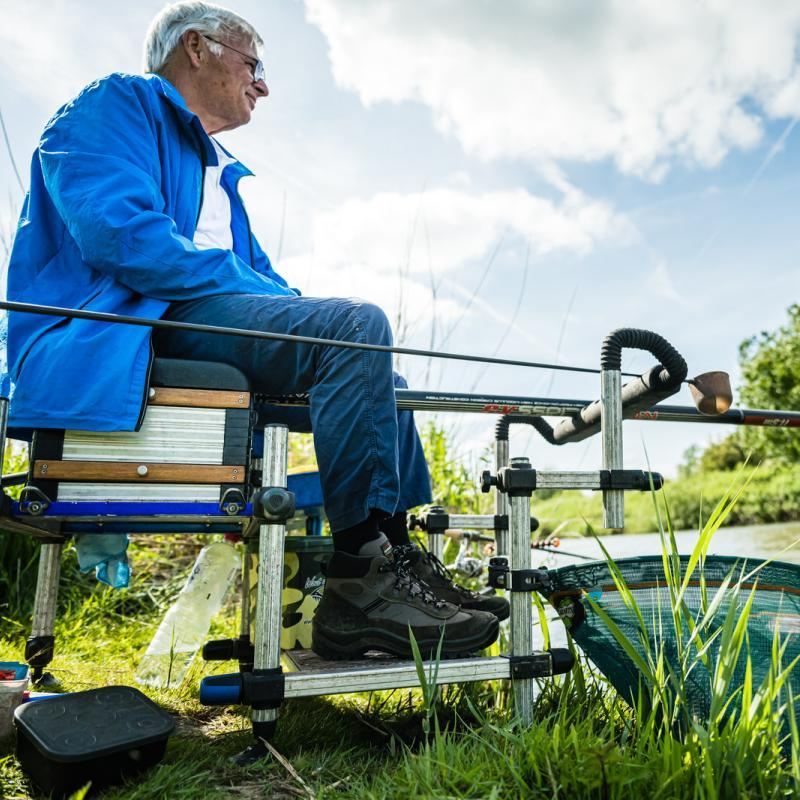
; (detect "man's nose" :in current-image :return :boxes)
[253,78,268,98]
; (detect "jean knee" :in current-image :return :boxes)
[351,300,392,345]
[393,372,408,390]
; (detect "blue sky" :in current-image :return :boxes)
[2,0,799,480]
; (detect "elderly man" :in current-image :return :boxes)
[5,1,506,658]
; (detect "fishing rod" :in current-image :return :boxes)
[443,529,596,562]
[384,390,800,427]
[0,300,643,379]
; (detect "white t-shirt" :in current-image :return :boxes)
[193,138,237,251]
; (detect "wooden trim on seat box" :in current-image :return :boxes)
[148,387,251,409]
[32,460,245,484]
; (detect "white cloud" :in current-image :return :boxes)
[305,0,800,178]
[274,182,634,351]
[295,184,633,283]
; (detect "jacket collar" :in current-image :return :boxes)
[146,73,253,175]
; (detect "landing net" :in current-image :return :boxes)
[544,555,800,726]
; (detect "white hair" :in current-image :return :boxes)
[143,1,262,74]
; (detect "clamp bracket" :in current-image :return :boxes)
[241,667,285,710]
[506,649,575,679]
[487,557,552,592]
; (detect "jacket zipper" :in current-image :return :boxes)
[195,148,207,229]
[234,177,255,267]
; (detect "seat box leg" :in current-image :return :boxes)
[26,542,63,683]
[234,424,289,763]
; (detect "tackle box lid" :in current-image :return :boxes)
[14,686,175,762]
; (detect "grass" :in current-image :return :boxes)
[1,469,799,798]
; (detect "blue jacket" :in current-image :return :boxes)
[3,72,296,433]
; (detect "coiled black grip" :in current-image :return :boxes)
[517,328,688,446]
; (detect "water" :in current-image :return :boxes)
[536,521,800,568]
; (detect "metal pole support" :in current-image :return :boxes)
[26,541,63,682]
[508,457,534,724]
[251,424,289,741]
[494,438,510,556]
[427,524,445,561]
[600,368,624,529]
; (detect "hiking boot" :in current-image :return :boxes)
[394,544,510,621]
[311,534,499,660]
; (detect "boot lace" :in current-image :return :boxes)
[379,553,446,608]
[394,544,478,601]
[422,548,479,600]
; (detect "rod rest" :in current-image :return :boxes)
[505,328,688,446]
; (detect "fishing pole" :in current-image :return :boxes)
[444,529,596,561]
[0,299,646,379]
[536,545,595,561]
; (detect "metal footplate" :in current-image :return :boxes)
[200,649,574,706]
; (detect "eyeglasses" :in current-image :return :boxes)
[203,35,265,83]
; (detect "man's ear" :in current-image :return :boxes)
[181,30,205,69]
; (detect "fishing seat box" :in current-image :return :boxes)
[19,358,255,533]
[13,686,175,798]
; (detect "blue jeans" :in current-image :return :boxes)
[155,294,432,531]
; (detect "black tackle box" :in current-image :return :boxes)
[13,686,175,798]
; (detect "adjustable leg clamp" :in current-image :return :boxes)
[507,649,575,679]
[488,557,552,592]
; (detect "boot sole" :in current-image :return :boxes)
[311,617,500,662]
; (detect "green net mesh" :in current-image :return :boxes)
[543,555,800,725]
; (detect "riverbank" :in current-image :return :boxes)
[531,462,800,536]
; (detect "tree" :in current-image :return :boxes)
[737,303,800,464]
[698,436,747,472]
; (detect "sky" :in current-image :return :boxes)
[1,0,800,482]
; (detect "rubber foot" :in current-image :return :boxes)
[232,740,270,766]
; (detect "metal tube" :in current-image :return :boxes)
[601,369,624,529]
[448,513,517,530]
[494,439,509,556]
[508,460,534,724]
[30,543,62,638]
[427,529,444,561]
[251,424,289,736]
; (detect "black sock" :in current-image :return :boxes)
[332,512,381,554]
[379,511,411,547]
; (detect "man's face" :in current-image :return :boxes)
[199,33,268,133]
